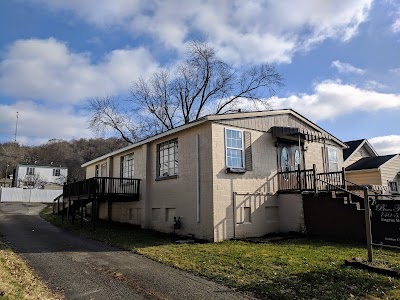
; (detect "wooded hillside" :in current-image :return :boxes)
[0,138,128,182]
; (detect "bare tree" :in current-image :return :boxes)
[20,173,47,189]
[88,41,283,143]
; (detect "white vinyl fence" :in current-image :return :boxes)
[0,188,62,203]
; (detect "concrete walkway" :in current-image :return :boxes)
[0,203,255,300]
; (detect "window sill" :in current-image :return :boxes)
[155,174,178,181]
[226,167,246,174]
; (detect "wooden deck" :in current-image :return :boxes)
[53,177,141,228]
[277,165,345,193]
[63,177,140,202]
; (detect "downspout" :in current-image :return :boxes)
[196,134,200,223]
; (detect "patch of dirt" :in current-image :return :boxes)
[237,233,304,244]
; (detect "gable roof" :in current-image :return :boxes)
[345,154,397,171]
[343,139,364,161]
[82,109,346,167]
[17,162,67,168]
[343,139,378,163]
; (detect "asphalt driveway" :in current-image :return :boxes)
[0,202,254,300]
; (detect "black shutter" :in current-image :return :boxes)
[244,131,253,171]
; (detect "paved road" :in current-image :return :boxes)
[0,203,255,300]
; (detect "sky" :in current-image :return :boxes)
[0,0,399,155]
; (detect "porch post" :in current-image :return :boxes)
[313,164,317,195]
[80,198,84,227]
[62,199,65,221]
[107,200,112,222]
[297,164,302,191]
[342,167,347,190]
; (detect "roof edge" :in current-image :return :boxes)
[82,109,347,167]
[81,118,208,167]
[377,154,399,170]
[207,109,346,148]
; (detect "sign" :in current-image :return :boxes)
[370,199,400,247]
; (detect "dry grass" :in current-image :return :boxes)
[0,240,63,300]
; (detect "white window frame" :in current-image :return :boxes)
[121,153,134,178]
[53,168,61,176]
[388,181,399,193]
[26,167,35,176]
[100,162,107,177]
[327,147,339,172]
[157,139,178,178]
[225,128,245,169]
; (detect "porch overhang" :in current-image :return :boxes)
[270,126,333,143]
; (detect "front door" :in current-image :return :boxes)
[277,143,304,190]
[278,143,302,172]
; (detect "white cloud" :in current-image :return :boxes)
[369,135,400,155]
[389,68,400,74]
[30,0,373,64]
[0,38,159,103]
[363,80,387,90]
[0,101,95,145]
[392,19,400,33]
[269,80,400,120]
[331,60,365,74]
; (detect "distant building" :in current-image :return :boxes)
[0,177,12,188]
[344,139,400,194]
[13,162,68,189]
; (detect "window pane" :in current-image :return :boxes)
[328,148,337,162]
[157,139,178,177]
[225,129,244,168]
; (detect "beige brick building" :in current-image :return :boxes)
[82,109,347,241]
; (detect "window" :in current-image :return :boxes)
[294,149,300,170]
[225,129,244,168]
[121,154,134,178]
[388,181,399,193]
[26,167,35,175]
[327,147,338,172]
[100,163,107,177]
[95,165,99,177]
[280,147,290,172]
[157,139,178,178]
[53,169,60,176]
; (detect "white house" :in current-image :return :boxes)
[14,162,68,189]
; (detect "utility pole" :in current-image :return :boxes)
[14,112,19,143]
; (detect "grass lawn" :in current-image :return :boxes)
[0,238,62,300]
[41,207,400,300]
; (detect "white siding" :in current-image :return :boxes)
[16,165,68,188]
[380,156,400,191]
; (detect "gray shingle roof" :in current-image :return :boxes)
[345,155,397,171]
[343,139,365,161]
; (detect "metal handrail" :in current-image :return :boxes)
[344,179,397,201]
[315,177,361,199]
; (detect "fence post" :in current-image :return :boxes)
[363,187,373,262]
[313,164,317,195]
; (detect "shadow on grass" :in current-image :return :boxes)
[40,207,175,249]
[239,266,398,300]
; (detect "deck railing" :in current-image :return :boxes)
[63,177,141,199]
[278,165,345,193]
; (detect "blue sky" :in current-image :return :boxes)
[0,0,399,154]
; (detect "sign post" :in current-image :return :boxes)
[363,187,373,262]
